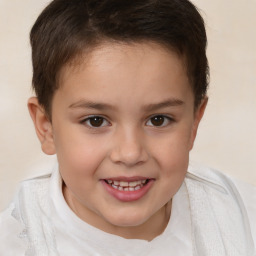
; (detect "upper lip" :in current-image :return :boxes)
[102,176,153,182]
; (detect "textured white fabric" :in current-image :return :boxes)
[17,175,59,256]
[186,166,256,256]
[0,203,27,255]
[0,165,255,255]
[231,177,256,243]
[4,175,59,256]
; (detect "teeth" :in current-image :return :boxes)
[120,181,129,187]
[106,179,148,191]
[129,181,138,187]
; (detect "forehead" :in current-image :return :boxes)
[56,42,193,108]
[59,41,187,80]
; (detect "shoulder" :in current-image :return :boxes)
[0,173,53,254]
[18,173,52,203]
[187,164,256,244]
[0,204,27,254]
[187,163,256,200]
[230,177,256,244]
[21,172,52,186]
[187,164,255,198]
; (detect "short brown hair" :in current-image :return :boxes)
[30,0,209,117]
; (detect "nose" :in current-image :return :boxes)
[110,127,149,167]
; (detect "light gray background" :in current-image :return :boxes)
[0,0,255,211]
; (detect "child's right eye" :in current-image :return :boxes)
[81,116,110,128]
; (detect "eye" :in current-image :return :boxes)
[146,115,173,127]
[81,116,110,128]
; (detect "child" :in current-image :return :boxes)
[0,0,255,255]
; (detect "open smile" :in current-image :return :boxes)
[101,177,154,202]
[105,179,148,191]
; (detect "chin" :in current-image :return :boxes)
[105,211,149,227]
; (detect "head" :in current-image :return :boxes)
[28,0,208,240]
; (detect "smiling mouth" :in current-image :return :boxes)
[104,179,150,191]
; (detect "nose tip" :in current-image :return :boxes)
[110,134,148,167]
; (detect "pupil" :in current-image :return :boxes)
[90,117,103,127]
[151,116,164,126]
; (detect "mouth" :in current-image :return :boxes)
[101,178,154,202]
[104,179,149,191]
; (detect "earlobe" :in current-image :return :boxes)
[27,97,56,155]
[189,97,208,150]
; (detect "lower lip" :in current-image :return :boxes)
[101,180,154,202]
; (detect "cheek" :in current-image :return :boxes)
[148,126,192,187]
[155,137,189,199]
[56,135,109,201]
[151,128,192,164]
[54,129,108,178]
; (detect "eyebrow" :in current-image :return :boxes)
[142,98,184,112]
[69,100,115,110]
[68,98,184,111]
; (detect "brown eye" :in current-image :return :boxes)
[146,115,172,127]
[89,117,103,127]
[151,116,164,126]
[83,116,109,128]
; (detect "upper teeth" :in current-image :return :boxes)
[107,180,146,187]
[106,179,147,191]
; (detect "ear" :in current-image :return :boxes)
[27,97,56,155]
[189,97,208,150]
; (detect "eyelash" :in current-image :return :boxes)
[80,115,110,128]
[80,115,174,129]
[145,115,174,127]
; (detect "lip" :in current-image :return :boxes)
[101,178,154,202]
[103,176,149,182]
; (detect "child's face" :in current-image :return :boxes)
[29,42,206,239]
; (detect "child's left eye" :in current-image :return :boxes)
[81,116,110,128]
[146,115,173,127]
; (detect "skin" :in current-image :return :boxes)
[28,42,207,241]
